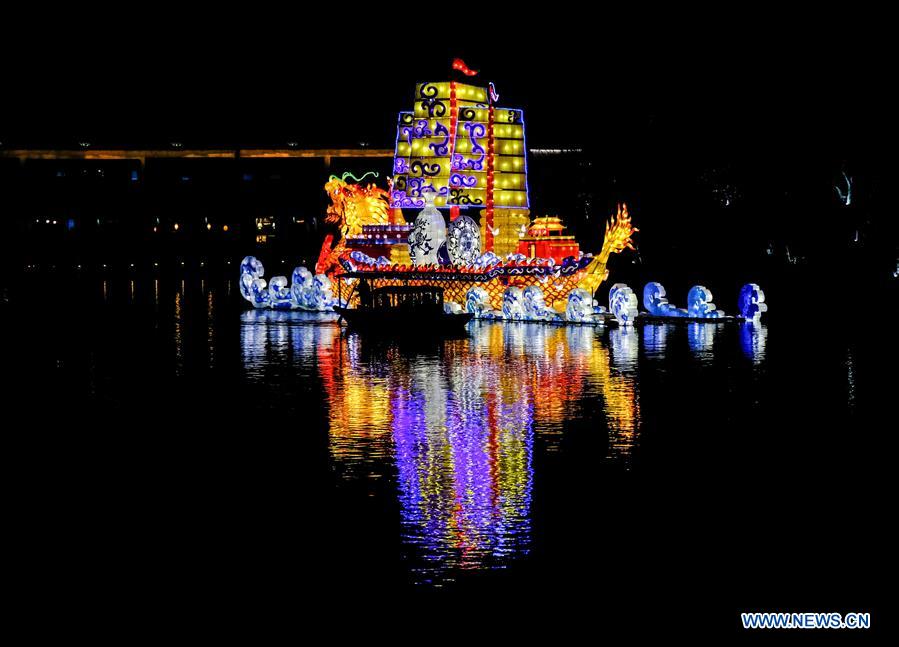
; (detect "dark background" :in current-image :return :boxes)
[2,9,894,639]
[2,12,895,306]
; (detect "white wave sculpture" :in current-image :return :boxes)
[502,287,526,320]
[522,286,557,321]
[465,286,493,318]
[609,283,639,326]
[686,285,724,319]
[565,288,595,322]
[643,282,687,317]
[240,256,335,311]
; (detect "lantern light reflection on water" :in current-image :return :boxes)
[239,313,643,583]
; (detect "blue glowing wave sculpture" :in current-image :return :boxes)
[641,282,728,320]
[502,287,526,320]
[643,282,687,317]
[565,288,595,322]
[522,285,556,321]
[465,286,492,318]
[467,284,589,323]
[738,283,767,322]
[687,285,724,319]
[239,256,336,311]
[609,283,639,326]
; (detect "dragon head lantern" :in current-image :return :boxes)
[317,172,391,276]
[323,172,390,239]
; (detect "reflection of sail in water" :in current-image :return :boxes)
[242,318,639,582]
[392,359,533,578]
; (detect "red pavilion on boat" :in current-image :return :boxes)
[516,216,580,264]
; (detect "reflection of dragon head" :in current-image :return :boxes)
[324,172,390,239]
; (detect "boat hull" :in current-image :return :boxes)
[334,306,474,334]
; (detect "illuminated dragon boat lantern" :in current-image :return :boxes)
[312,66,640,319]
[390,76,530,257]
[334,195,638,314]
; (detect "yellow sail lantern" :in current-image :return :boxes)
[390,80,529,254]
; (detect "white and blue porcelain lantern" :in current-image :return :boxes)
[408,191,446,265]
[447,214,481,265]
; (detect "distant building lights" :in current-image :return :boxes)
[529,148,583,155]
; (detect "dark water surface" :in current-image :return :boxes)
[6,272,889,634]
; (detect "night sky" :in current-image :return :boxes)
[3,11,894,285]
[2,13,891,157]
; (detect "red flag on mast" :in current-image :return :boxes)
[452,58,478,77]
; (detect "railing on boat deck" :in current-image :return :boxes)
[371,286,444,311]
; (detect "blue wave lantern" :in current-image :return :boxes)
[502,287,526,320]
[239,255,335,311]
[240,256,270,308]
[522,286,556,321]
[738,283,767,322]
[291,266,314,307]
[310,274,336,310]
[686,285,724,319]
[267,275,293,309]
[465,286,492,318]
[643,282,686,317]
[565,288,595,322]
[609,283,639,326]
